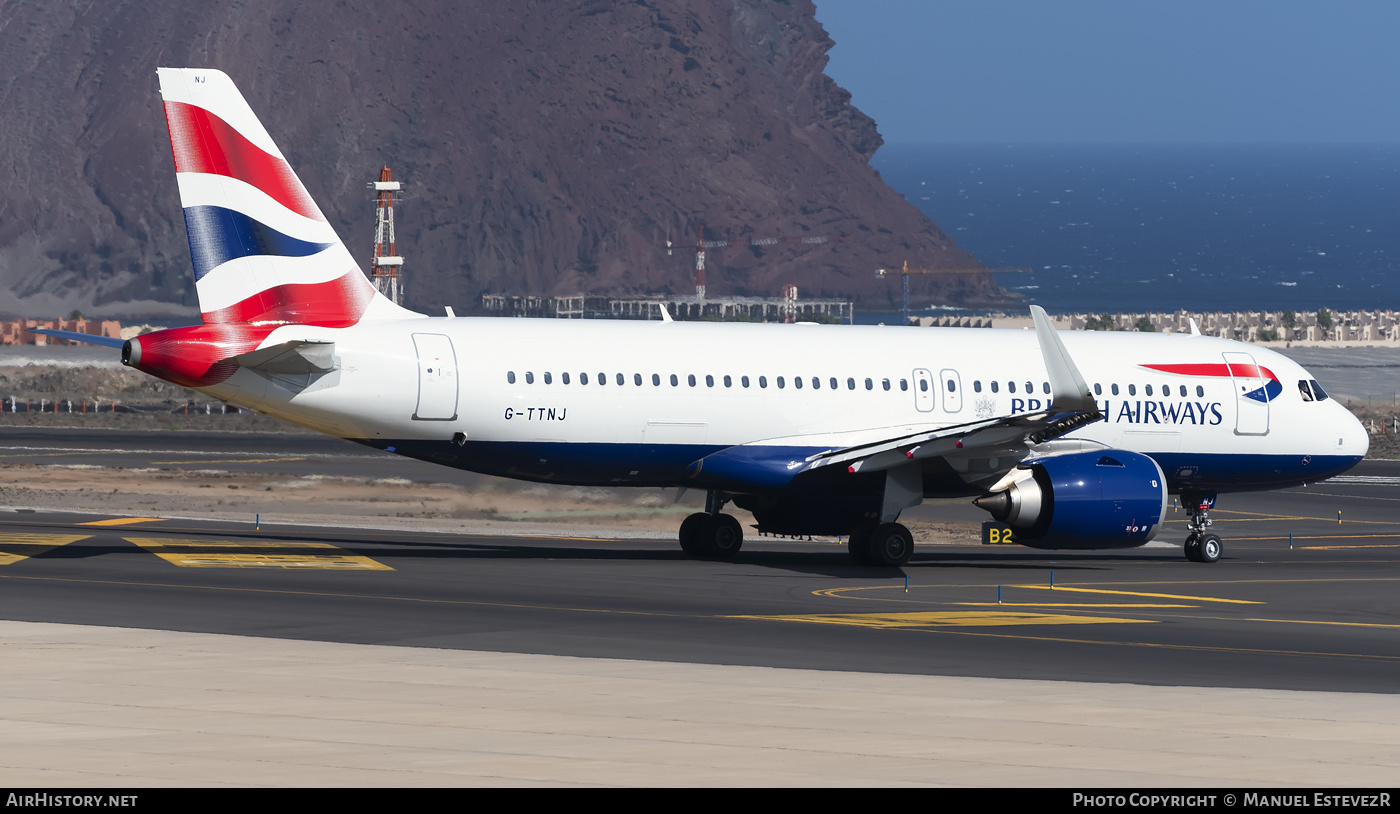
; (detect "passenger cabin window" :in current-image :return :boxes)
[918,379,928,392]
[652,374,660,386]
[688,374,696,387]
[1093,383,1102,396]
[742,376,750,388]
[759,376,768,388]
[794,377,803,389]
[847,377,856,390]
[946,379,956,392]
[1145,384,1153,396]
[1196,385,1204,397]
[1042,382,1050,394]
[991,381,999,393]
[581,373,589,385]
[525,372,534,384]
[634,373,643,386]
[616,373,624,386]
[706,375,715,387]
[777,376,786,389]
[883,379,891,391]
[670,374,679,386]
[598,373,606,385]
[1128,384,1136,396]
[544,372,552,384]
[900,379,908,391]
[507,371,516,384]
[865,378,874,390]
[1008,381,1016,394]
[562,372,571,385]
[829,377,838,390]
[724,375,733,388]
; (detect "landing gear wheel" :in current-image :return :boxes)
[868,522,914,567]
[847,521,877,565]
[1184,533,1202,562]
[678,512,709,556]
[703,514,744,559]
[1197,534,1222,564]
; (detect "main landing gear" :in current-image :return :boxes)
[678,491,743,559]
[847,520,914,568]
[1182,492,1223,563]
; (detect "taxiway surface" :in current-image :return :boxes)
[2,427,1399,785]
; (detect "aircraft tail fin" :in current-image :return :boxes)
[157,68,418,327]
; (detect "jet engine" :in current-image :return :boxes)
[974,449,1167,549]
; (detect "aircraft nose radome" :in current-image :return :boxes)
[1339,404,1369,458]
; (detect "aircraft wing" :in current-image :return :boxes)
[689,306,1103,492]
[689,404,1102,491]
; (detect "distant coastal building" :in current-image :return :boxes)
[914,309,1400,346]
[0,319,122,345]
[482,290,853,324]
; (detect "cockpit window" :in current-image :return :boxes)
[1310,380,1329,401]
[1298,380,1314,402]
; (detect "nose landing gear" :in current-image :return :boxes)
[1182,492,1222,563]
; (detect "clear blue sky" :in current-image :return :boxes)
[814,1,1400,143]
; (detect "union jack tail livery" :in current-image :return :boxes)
[157,68,414,327]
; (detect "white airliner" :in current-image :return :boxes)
[44,69,1369,566]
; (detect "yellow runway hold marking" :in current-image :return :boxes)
[78,517,166,527]
[727,611,1155,629]
[0,533,90,565]
[125,537,392,570]
[1013,585,1264,605]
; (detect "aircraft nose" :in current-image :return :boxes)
[1335,403,1370,459]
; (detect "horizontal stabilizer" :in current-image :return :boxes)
[28,329,126,349]
[226,340,336,374]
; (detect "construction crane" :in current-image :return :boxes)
[877,261,1033,324]
[667,226,846,299]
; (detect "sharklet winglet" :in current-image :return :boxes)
[1031,305,1096,412]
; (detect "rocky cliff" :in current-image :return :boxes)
[0,0,1006,318]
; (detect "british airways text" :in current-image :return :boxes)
[1010,399,1225,425]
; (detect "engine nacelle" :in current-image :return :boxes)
[974,450,1167,549]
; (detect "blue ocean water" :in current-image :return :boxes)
[870,143,1400,316]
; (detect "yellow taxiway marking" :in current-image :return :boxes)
[0,533,90,566]
[1013,585,1263,604]
[727,611,1154,629]
[125,537,392,570]
[148,456,307,465]
[953,602,1192,609]
[78,517,166,527]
